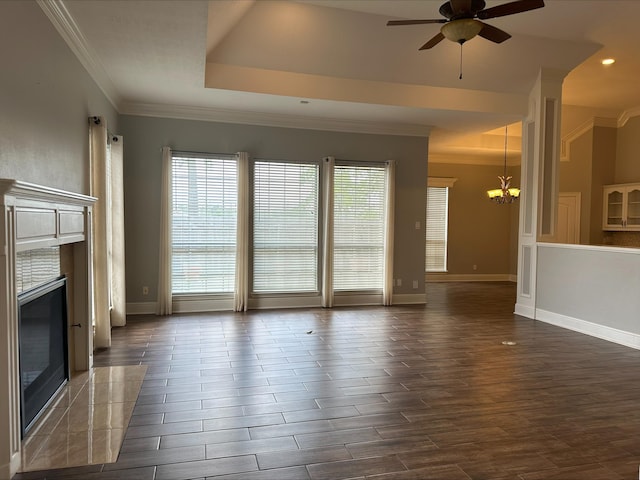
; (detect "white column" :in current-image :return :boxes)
[515,68,566,318]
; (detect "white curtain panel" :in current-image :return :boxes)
[156,146,173,315]
[89,116,111,348]
[109,135,126,326]
[234,152,249,312]
[321,156,335,308]
[383,160,396,306]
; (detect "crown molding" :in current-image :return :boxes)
[428,177,458,188]
[560,116,618,161]
[428,151,521,166]
[37,0,120,110]
[120,102,432,137]
[618,105,640,128]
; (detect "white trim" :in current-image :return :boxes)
[559,109,640,161]
[249,295,323,310]
[428,152,521,166]
[538,241,640,256]
[173,295,234,313]
[514,303,535,318]
[333,293,383,307]
[560,116,618,161]
[426,273,514,282]
[536,309,640,350]
[0,179,96,206]
[392,293,427,305]
[37,0,120,110]
[126,302,156,315]
[427,177,458,188]
[126,293,431,314]
[120,102,432,137]
[618,105,640,128]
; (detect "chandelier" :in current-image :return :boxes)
[487,125,520,204]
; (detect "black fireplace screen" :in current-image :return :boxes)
[18,275,69,436]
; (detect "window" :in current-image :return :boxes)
[333,164,386,290]
[171,153,237,294]
[253,161,319,293]
[425,177,456,272]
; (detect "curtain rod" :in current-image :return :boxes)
[90,116,120,142]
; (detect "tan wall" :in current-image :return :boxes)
[428,162,517,277]
[559,130,593,244]
[558,125,617,245]
[590,126,617,244]
[615,116,640,183]
[609,116,640,246]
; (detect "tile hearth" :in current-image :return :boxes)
[19,365,146,473]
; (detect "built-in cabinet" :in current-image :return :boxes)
[603,183,640,230]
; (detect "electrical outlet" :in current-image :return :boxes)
[412,280,419,289]
[396,278,402,287]
[142,286,149,295]
[473,264,478,271]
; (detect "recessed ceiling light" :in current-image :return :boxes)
[601,58,615,65]
[300,100,310,104]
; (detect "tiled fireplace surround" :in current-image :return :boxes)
[0,179,96,479]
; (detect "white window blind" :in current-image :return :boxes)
[333,164,385,291]
[253,161,319,293]
[171,153,237,294]
[426,186,448,272]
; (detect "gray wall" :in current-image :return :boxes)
[0,1,118,194]
[119,115,429,303]
[536,244,640,339]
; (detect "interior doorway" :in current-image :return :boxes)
[556,192,581,244]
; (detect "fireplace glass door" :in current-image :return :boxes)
[18,276,69,436]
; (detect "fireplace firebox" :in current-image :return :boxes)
[18,276,69,436]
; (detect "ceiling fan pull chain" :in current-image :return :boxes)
[459,43,463,79]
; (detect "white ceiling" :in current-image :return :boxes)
[51,0,640,161]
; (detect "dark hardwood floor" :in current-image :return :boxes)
[14,282,640,479]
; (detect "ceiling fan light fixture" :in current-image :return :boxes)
[441,18,483,44]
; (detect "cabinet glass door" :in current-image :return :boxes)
[606,190,624,226]
[626,188,640,227]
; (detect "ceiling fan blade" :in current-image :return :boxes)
[387,19,446,26]
[477,21,512,43]
[419,32,445,50]
[477,0,544,20]
[449,0,474,15]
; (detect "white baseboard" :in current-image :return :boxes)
[392,293,427,305]
[249,295,322,310]
[126,302,156,315]
[426,273,515,283]
[536,309,640,350]
[127,292,427,315]
[514,303,535,319]
[174,296,234,313]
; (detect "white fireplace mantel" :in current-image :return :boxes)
[0,179,96,479]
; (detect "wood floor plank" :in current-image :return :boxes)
[13,282,640,480]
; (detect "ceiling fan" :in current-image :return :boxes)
[387,0,545,50]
